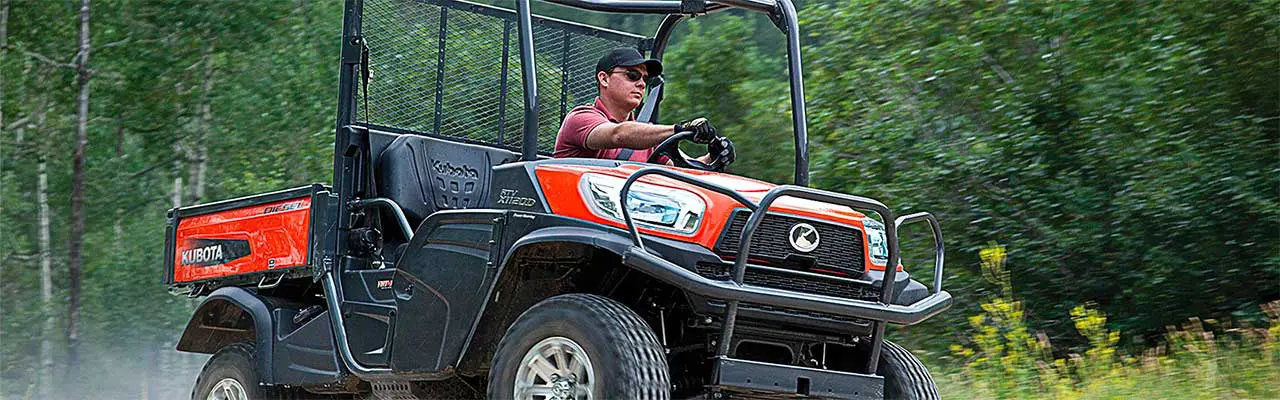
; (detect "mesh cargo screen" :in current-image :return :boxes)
[359,0,650,154]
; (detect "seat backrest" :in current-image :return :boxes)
[375,133,520,226]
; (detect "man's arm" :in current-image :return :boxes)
[582,118,731,167]
[584,121,674,150]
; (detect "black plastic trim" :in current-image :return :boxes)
[170,185,322,219]
[178,287,279,384]
[163,212,178,285]
[490,162,553,213]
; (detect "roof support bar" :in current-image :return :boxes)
[709,0,773,13]
[777,0,809,186]
[544,0,688,13]
[516,0,540,161]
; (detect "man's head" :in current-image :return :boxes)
[595,47,662,111]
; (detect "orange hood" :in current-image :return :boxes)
[533,163,888,272]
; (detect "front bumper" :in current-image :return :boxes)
[616,168,950,395]
[685,269,931,337]
[618,168,951,326]
[623,248,952,326]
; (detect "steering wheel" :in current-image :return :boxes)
[647,131,716,171]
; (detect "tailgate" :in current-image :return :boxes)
[164,185,328,287]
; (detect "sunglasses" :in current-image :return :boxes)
[608,69,652,84]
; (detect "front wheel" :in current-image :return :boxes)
[878,340,940,400]
[488,294,670,399]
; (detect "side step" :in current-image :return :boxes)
[370,382,418,400]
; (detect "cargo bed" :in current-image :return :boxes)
[163,184,331,292]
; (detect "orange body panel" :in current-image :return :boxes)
[534,163,894,272]
[172,196,312,283]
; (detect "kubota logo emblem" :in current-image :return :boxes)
[182,245,223,265]
[788,223,820,253]
[180,238,251,267]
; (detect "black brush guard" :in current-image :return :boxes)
[617,168,951,396]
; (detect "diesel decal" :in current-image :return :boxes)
[496,189,537,207]
[263,201,306,214]
[180,238,251,267]
[432,160,479,179]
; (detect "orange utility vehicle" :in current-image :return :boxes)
[164,0,952,398]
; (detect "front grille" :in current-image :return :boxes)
[715,211,866,275]
[695,262,881,301]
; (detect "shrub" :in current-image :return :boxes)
[946,244,1280,399]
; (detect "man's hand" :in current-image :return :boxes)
[707,137,736,171]
[674,117,717,144]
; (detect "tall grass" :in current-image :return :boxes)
[936,244,1280,399]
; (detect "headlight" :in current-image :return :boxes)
[579,174,706,234]
[862,218,890,265]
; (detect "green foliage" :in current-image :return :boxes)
[945,245,1280,399]
[2,0,337,397]
[948,299,1280,400]
[797,0,1279,344]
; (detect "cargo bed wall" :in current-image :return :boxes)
[164,185,328,286]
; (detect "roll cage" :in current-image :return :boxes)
[335,0,811,186]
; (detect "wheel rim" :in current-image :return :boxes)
[514,336,595,400]
[206,378,248,400]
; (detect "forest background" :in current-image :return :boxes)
[0,0,1276,398]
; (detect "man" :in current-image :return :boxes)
[554,47,735,170]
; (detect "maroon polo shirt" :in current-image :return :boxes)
[553,97,664,162]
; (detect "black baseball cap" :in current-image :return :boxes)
[595,47,662,77]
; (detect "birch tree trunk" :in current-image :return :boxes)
[66,0,92,377]
[38,160,54,399]
[1,0,8,132]
[173,82,185,209]
[189,40,214,204]
[0,0,10,305]
[113,118,123,247]
[35,86,55,400]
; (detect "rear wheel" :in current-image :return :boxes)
[488,294,670,399]
[878,340,939,400]
[193,343,268,400]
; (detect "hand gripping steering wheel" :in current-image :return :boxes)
[647,131,719,171]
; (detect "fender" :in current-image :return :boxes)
[176,286,277,384]
[454,222,721,373]
[498,225,633,267]
[452,224,633,372]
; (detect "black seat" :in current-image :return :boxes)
[375,134,519,229]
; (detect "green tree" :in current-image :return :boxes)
[800,0,1279,345]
